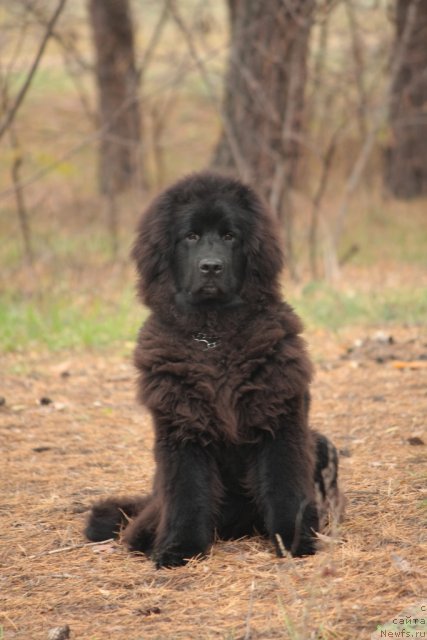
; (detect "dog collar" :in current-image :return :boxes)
[192,333,221,350]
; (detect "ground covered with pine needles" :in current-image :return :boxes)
[1,326,426,639]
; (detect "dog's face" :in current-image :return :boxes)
[132,173,284,314]
[173,202,246,308]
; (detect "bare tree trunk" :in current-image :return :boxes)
[212,0,315,223]
[385,0,427,199]
[11,137,34,266]
[88,0,142,194]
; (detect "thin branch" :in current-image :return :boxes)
[167,0,250,181]
[149,86,182,188]
[11,141,34,265]
[344,0,368,139]
[24,0,93,73]
[0,0,67,143]
[309,8,329,140]
[60,49,97,124]
[332,0,421,248]
[23,0,96,123]
[308,123,343,279]
[136,0,170,84]
[1,58,35,265]
[0,8,32,104]
[105,186,119,259]
[27,538,114,560]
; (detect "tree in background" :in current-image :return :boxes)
[212,0,315,221]
[88,0,142,195]
[211,0,315,278]
[385,0,427,199]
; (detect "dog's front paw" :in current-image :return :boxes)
[273,530,317,558]
[122,520,155,556]
[154,548,189,569]
[291,533,317,557]
[153,541,206,569]
[273,501,319,558]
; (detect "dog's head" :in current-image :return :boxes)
[132,172,284,314]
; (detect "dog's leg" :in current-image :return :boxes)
[249,426,319,557]
[121,495,160,556]
[149,439,220,568]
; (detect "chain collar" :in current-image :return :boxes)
[192,332,221,350]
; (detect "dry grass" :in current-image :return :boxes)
[1,326,426,639]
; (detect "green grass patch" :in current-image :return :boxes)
[0,287,145,352]
[290,281,427,331]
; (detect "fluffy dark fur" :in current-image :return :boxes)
[85,172,342,568]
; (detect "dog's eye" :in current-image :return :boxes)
[186,233,200,242]
[223,233,234,241]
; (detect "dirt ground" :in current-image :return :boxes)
[1,325,426,640]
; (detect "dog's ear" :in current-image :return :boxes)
[240,191,284,295]
[131,193,174,305]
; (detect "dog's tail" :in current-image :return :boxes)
[85,495,151,542]
[313,431,345,530]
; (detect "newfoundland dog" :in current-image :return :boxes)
[85,172,341,568]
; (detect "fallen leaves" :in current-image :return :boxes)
[392,360,427,370]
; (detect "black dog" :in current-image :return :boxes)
[85,172,342,567]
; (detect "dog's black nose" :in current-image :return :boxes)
[199,258,223,274]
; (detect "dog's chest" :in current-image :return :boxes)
[139,320,286,404]
[136,313,310,442]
